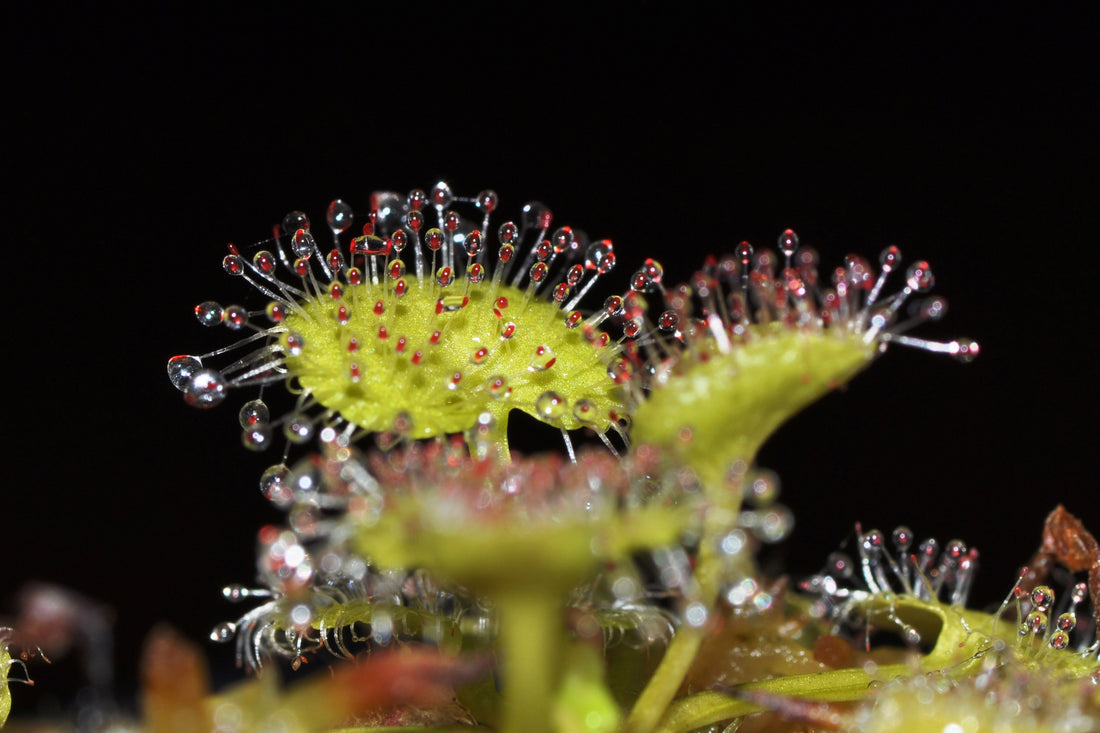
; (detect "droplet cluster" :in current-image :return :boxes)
[622,231,979,402]
[210,428,685,672]
[168,183,629,464]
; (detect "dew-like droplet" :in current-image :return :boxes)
[529,261,548,283]
[879,245,901,272]
[1071,582,1088,605]
[585,239,614,271]
[222,584,247,601]
[431,181,453,209]
[919,296,948,321]
[210,622,237,643]
[282,211,310,236]
[284,413,314,443]
[407,188,426,211]
[224,304,249,330]
[905,261,934,292]
[444,210,460,232]
[476,189,499,213]
[464,230,483,257]
[777,229,800,257]
[522,202,552,231]
[892,526,913,553]
[826,551,854,579]
[1049,630,1070,650]
[1024,610,1048,635]
[944,539,967,561]
[239,399,270,428]
[184,369,228,408]
[949,338,980,363]
[242,425,272,451]
[746,470,779,505]
[260,464,293,507]
[657,310,679,333]
[535,391,567,421]
[291,229,316,258]
[529,344,556,371]
[1056,611,1077,632]
[551,226,574,254]
[194,301,224,327]
[498,221,518,245]
[642,258,664,283]
[488,376,509,399]
[861,529,886,554]
[407,209,424,232]
[223,254,245,276]
[326,199,354,233]
[426,228,444,251]
[167,355,202,390]
[736,241,754,267]
[572,398,597,424]
[604,295,625,317]
[265,301,286,323]
[1031,585,1055,612]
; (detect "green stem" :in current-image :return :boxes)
[496,587,564,733]
[625,464,747,733]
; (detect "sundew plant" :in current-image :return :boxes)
[8,182,1095,732]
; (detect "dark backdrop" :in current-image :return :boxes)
[7,3,1096,717]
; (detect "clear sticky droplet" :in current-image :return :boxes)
[242,425,273,451]
[283,413,314,443]
[826,551,854,579]
[919,296,948,321]
[210,622,237,643]
[431,181,453,209]
[222,254,245,276]
[184,369,228,408]
[224,304,249,330]
[266,302,287,323]
[572,398,597,424]
[464,230,483,257]
[167,355,202,390]
[194,301,224,327]
[282,211,310,236]
[551,226,574,254]
[291,229,316,258]
[487,376,509,399]
[260,464,293,507]
[777,229,800,257]
[498,221,518,245]
[891,526,913,553]
[585,239,614,271]
[1024,610,1048,635]
[529,344,556,371]
[949,338,980,363]
[535,391,567,421]
[222,584,247,602]
[476,189,499,213]
[522,201,552,230]
[326,199,354,233]
[1031,585,1055,612]
[879,245,901,272]
[239,399,270,428]
[407,188,426,211]
[905,261,934,291]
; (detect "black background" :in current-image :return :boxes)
[6,3,1097,718]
